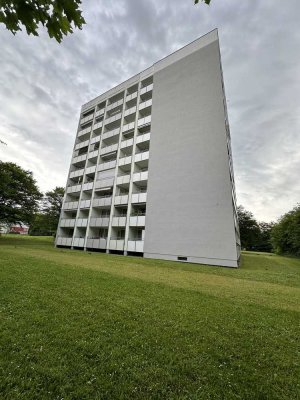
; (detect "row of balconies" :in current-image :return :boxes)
[60,215,145,228]
[56,237,144,252]
[63,192,147,211]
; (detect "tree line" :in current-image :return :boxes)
[0,161,299,256]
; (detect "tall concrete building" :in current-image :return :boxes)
[56,29,240,267]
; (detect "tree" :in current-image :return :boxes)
[0,161,42,226]
[195,0,212,4]
[237,205,261,250]
[271,205,300,256]
[0,0,85,43]
[43,186,64,230]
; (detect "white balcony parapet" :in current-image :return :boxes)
[75,139,89,151]
[73,237,85,247]
[93,197,112,207]
[90,135,101,145]
[118,155,132,167]
[126,91,137,102]
[116,174,130,185]
[76,218,88,227]
[131,192,147,204]
[67,184,82,194]
[133,171,148,182]
[120,138,134,149]
[60,219,76,228]
[108,239,125,251]
[82,182,94,191]
[78,126,92,137]
[105,112,122,125]
[98,160,116,171]
[140,83,153,95]
[137,115,151,128]
[134,150,149,163]
[89,217,110,227]
[80,199,91,208]
[86,237,107,249]
[63,201,78,210]
[95,178,114,190]
[56,237,73,246]
[102,127,120,141]
[136,132,151,144]
[100,143,118,156]
[69,168,84,179]
[85,166,96,175]
[80,113,94,125]
[88,150,99,159]
[127,240,144,253]
[95,108,105,118]
[122,122,135,133]
[124,105,137,117]
[129,216,146,227]
[111,216,127,227]
[93,121,103,131]
[114,195,129,205]
[139,99,152,111]
[72,154,87,164]
[107,99,123,112]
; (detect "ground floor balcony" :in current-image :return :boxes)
[56,237,73,246]
[127,240,144,253]
[86,237,107,249]
[73,237,85,247]
[108,239,125,251]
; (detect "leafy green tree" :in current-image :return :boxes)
[257,221,274,252]
[0,161,42,226]
[271,205,300,256]
[0,0,85,42]
[194,0,212,4]
[43,186,64,230]
[237,206,261,250]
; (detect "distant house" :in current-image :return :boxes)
[9,224,29,235]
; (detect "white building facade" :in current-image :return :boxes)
[56,29,240,267]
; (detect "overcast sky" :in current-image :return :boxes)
[0,0,299,222]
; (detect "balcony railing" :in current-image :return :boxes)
[92,197,112,207]
[90,135,101,145]
[78,126,92,137]
[139,99,152,111]
[56,237,73,246]
[124,105,136,117]
[89,217,110,227]
[98,159,117,171]
[140,83,153,95]
[107,98,123,112]
[76,218,88,227]
[133,171,148,182]
[67,184,81,194]
[116,174,130,185]
[111,216,127,227]
[60,219,76,228]
[134,150,149,163]
[86,237,107,249]
[80,113,94,126]
[63,201,78,210]
[136,132,150,144]
[129,216,146,227]
[118,155,132,167]
[105,112,122,125]
[95,108,105,118]
[88,149,99,160]
[126,91,137,102]
[82,182,93,191]
[114,194,129,205]
[120,137,134,149]
[102,127,120,141]
[69,168,84,179]
[85,165,96,175]
[75,139,89,151]
[131,192,147,204]
[122,121,135,133]
[73,237,85,247]
[108,239,125,251]
[95,178,114,190]
[72,154,87,164]
[100,143,118,156]
[137,115,151,128]
[127,240,144,252]
[80,199,91,208]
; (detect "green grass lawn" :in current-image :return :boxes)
[0,235,299,400]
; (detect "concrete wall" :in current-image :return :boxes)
[144,38,239,267]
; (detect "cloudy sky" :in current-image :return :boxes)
[0,0,299,222]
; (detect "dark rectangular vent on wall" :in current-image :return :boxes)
[177,256,187,261]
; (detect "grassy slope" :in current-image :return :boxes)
[0,235,299,400]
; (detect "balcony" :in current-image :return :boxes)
[88,149,99,160]
[67,184,82,194]
[63,201,78,210]
[129,216,146,227]
[114,195,129,205]
[60,219,76,228]
[56,237,73,246]
[120,137,134,149]
[123,121,135,134]
[133,171,148,183]
[86,237,107,249]
[108,239,124,251]
[124,105,137,117]
[126,91,137,102]
[140,83,153,96]
[89,217,110,227]
[127,240,144,253]
[78,126,92,138]
[75,139,89,151]
[76,218,88,227]
[137,115,151,128]
[139,99,152,111]
[107,98,123,112]
[85,165,96,175]
[102,127,120,142]
[116,174,130,185]
[69,168,84,179]
[95,108,105,118]
[118,155,132,167]
[136,132,150,144]
[73,237,85,247]
[82,182,93,191]
[93,121,103,132]
[131,192,147,204]
[134,150,149,163]
[72,154,87,165]
[100,143,118,156]
[111,216,127,227]
[80,199,91,208]
[105,112,122,126]
[80,113,94,126]
[90,135,101,145]
[93,196,112,207]
[98,159,117,171]
[95,178,114,190]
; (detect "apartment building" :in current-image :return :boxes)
[56,29,240,267]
